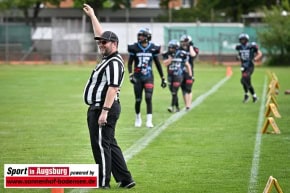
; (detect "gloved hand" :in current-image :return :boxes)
[189,41,194,47]
[161,78,167,88]
[236,55,241,61]
[191,76,195,82]
[129,74,136,84]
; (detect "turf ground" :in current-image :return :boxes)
[0,64,289,193]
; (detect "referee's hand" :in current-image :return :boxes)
[98,111,108,127]
[83,4,95,17]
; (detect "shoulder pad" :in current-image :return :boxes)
[151,43,161,49]
[179,50,188,59]
[250,42,258,47]
[250,42,259,49]
[150,43,161,54]
[128,43,138,53]
[235,45,241,50]
[180,50,188,55]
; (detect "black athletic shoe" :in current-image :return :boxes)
[118,180,136,189]
[167,106,173,113]
[253,97,258,103]
[243,95,249,103]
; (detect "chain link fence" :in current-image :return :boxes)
[0,17,98,64]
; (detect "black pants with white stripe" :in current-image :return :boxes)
[87,101,133,187]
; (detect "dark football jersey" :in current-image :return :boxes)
[179,45,199,68]
[128,42,161,78]
[236,42,259,68]
[162,49,188,76]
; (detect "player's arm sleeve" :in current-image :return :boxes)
[153,55,164,78]
[162,52,169,60]
[235,45,241,60]
[152,45,164,78]
[127,55,134,74]
[106,60,124,87]
[127,44,135,74]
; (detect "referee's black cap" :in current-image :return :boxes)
[94,31,119,42]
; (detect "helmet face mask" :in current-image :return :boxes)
[239,33,249,45]
[168,40,179,54]
[180,34,192,49]
[137,28,152,43]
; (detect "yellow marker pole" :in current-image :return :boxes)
[263,176,283,193]
[261,117,281,134]
[265,103,281,118]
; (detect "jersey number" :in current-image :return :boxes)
[137,56,150,67]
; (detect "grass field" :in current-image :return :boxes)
[0,64,289,193]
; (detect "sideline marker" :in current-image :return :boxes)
[51,188,64,193]
[267,79,279,96]
[271,72,279,81]
[226,66,232,77]
[265,103,281,118]
[263,176,283,193]
[266,70,272,81]
[265,95,278,107]
[261,117,281,134]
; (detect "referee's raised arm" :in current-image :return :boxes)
[83,3,103,36]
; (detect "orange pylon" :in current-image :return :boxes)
[226,66,233,77]
[51,188,64,193]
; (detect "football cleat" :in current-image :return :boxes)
[146,121,154,128]
[253,97,258,103]
[146,114,154,128]
[175,107,180,112]
[135,114,142,127]
[243,94,249,103]
[167,106,174,113]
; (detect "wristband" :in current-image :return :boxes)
[102,107,111,111]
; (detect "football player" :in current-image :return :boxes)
[128,28,166,128]
[163,40,192,113]
[235,33,262,103]
[179,35,199,110]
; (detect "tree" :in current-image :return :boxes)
[157,0,287,22]
[258,0,290,65]
[73,0,130,17]
[0,0,65,27]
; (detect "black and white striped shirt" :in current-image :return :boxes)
[83,52,124,106]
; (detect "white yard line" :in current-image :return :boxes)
[247,77,268,193]
[69,76,230,193]
[124,76,230,161]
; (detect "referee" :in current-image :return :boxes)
[83,4,135,189]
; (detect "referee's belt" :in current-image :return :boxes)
[90,99,119,108]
